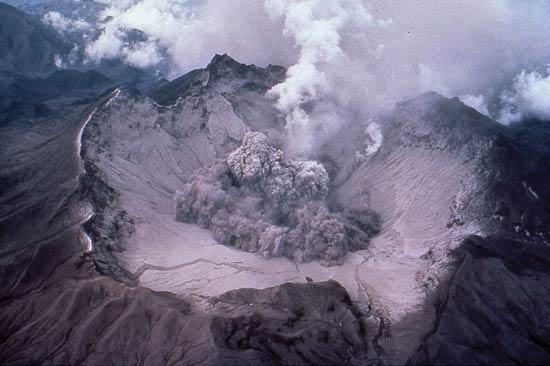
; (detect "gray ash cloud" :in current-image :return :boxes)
[175,132,380,266]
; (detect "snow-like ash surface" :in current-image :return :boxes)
[175,132,380,266]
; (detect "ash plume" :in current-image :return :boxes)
[175,132,380,266]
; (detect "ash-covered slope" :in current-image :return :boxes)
[406,107,550,364]
[347,92,550,364]
[0,102,210,365]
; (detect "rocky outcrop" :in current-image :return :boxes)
[210,281,374,366]
[406,103,550,365]
[409,235,550,365]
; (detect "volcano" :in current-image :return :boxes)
[1,51,549,365]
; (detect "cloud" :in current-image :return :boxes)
[54,54,65,69]
[43,11,91,33]
[498,66,550,124]
[85,22,124,61]
[86,0,293,74]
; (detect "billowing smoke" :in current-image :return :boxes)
[175,132,380,266]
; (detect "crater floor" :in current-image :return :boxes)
[82,88,483,363]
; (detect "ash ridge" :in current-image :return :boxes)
[175,131,380,266]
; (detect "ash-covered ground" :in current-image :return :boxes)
[175,131,380,266]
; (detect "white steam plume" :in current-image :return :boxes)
[460,94,490,117]
[498,66,550,124]
[264,0,373,156]
[355,122,383,162]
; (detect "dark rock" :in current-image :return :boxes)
[409,235,550,365]
[210,281,371,366]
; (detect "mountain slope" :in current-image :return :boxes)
[0,2,70,75]
[0,69,116,125]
